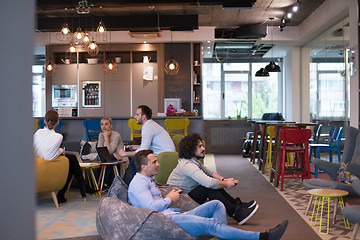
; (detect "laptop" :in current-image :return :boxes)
[96,147,117,163]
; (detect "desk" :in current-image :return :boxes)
[306,189,349,234]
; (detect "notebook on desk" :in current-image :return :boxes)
[96,147,117,163]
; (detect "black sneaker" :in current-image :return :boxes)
[235,197,257,208]
[233,204,259,225]
[267,220,288,240]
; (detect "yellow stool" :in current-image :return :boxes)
[65,162,101,201]
[306,189,350,234]
[265,126,275,176]
[80,162,101,198]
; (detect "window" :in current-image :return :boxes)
[203,62,282,119]
[32,65,46,117]
[310,62,347,119]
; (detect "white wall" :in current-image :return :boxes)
[0,0,36,239]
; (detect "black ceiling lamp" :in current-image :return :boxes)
[255,68,269,77]
[265,17,281,72]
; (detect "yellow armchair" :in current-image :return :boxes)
[154,152,179,184]
[35,156,69,208]
[164,118,189,137]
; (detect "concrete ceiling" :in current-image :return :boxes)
[36,0,326,31]
[35,0,328,60]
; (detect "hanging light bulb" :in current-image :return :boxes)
[44,59,57,76]
[97,6,106,33]
[164,58,179,75]
[69,44,77,53]
[97,22,106,33]
[87,40,99,56]
[44,33,56,76]
[74,27,84,40]
[82,32,91,47]
[60,8,70,35]
[61,23,70,35]
[104,31,117,74]
[104,59,118,74]
[164,31,180,75]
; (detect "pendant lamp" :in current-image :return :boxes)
[87,39,99,56]
[44,33,56,76]
[265,18,281,72]
[104,32,118,74]
[255,68,269,77]
[61,8,70,35]
[97,6,106,33]
[164,31,180,75]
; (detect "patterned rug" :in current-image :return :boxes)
[260,174,355,240]
[36,190,102,240]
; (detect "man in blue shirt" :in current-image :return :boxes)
[128,150,288,240]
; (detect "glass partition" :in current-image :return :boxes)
[305,17,349,122]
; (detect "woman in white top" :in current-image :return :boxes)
[97,117,128,188]
[34,110,96,204]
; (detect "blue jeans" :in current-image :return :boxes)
[168,200,259,240]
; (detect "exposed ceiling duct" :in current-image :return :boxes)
[215,24,267,39]
[37,14,199,32]
[129,31,162,39]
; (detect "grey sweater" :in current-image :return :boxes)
[167,158,220,193]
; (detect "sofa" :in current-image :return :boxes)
[96,176,210,240]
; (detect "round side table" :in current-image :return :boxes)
[306,188,350,234]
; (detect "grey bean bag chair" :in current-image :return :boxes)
[303,126,360,196]
[96,176,204,240]
[342,180,360,239]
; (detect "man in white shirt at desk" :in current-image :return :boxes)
[119,105,175,157]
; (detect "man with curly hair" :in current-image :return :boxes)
[167,133,258,225]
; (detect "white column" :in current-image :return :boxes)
[349,0,359,127]
[0,0,36,239]
[301,47,311,123]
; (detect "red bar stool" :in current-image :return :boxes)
[277,128,312,191]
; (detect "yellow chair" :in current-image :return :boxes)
[164,118,190,137]
[34,118,39,131]
[172,135,185,152]
[35,156,69,208]
[128,118,142,141]
[154,152,179,184]
[265,126,294,177]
